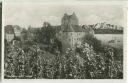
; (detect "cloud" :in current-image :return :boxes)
[80,12,124,26]
[4,3,124,28]
[80,14,103,25]
[41,16,61,25]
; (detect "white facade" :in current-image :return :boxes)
[56,31,85,52]
[5,34,14,42]
[56,13,87,52]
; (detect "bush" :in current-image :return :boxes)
[83,34,104,53]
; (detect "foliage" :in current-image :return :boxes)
[34,22,62,53]
[4,41,123,79]
[35,22,56,44]
[83,34,104,53]
[21,28,28,41]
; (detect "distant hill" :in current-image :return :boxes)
[82,22,123,34]
[94,29,123,34]
[82,22,123,30]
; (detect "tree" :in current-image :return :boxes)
[83,33,104,53]
[21,28,28,41]
[35,22,62,53]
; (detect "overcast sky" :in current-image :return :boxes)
[4,2,125,28]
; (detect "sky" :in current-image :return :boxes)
[4,1,125,28]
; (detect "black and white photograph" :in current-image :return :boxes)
[4,1,125,79]
[0,2,2,80]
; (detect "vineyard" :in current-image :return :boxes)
[4,40,123,79]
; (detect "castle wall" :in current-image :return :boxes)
[56,32,85,52]
[56,12,86,52]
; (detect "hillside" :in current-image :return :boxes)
[82,22,123,34]
[94,29,123,34]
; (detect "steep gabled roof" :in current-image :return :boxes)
[72,25,86,32]
[62,25,86,32]
[63,24,75,32]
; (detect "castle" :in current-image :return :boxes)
[56,12,88,52]
[5,12,94,51]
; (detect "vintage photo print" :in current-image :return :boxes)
[3,1,126,79]
[0,2,1,80]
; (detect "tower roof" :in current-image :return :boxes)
[62,25,85,32]
[63,24,74,32]
[61,12,79,26]
[61,12,86,32]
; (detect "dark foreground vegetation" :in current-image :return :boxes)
[94,29,123,34]
[4,23,123,79]
[4,37,123,79]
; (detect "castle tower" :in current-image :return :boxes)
[56,12,85,52]
[61,12,79,26]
